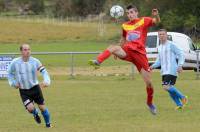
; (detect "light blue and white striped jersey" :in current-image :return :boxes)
[151,40,185,76]
[7,56,50,89]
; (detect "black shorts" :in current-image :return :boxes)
[19,85,44,107]
[162,74,177,86]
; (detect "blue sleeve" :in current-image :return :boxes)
[151,54,161,69]
[171,44,185,66]
[7,61,17,88]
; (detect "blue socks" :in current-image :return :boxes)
[168,92,182,106]
[168,86,185,99]
[31,108,39,116]
[41,108,50,125]
[168,86,185,106]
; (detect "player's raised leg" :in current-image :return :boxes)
[89,45,126,69]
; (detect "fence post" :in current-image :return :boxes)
[131,64,135,79]
[70,53,74,77]
[196,50,200,80]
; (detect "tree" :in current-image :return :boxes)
[29,0,44,14]
[53,0,106,17]
[14,0,44,15]
[0,0,6,12]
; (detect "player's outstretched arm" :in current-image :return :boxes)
[40,68,51,88]
[152,9,160,24]
[119,37,126,46]
[151,55,161,70]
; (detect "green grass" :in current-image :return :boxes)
[0,17,200,131]
[0,17,120,43]
[0,17,125,67]
[0,41,129,67]
[0,72,200,132]
[0,40,109,52]
[197,42,200,49]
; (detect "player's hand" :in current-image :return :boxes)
[149,66,154,71]
[40,82,49,88]
[152,9,159,16]
[177,66,183,73]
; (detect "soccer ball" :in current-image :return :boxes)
[110,5,124,19]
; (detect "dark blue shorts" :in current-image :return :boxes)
[19,85,44,107]
[162,75,177,85]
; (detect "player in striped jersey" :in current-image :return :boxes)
[7,44,52,127]
[150,29,188,110]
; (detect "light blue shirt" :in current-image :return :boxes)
[7,56,50,89]
[151,40,185,76]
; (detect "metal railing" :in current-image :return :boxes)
[196,50,200,80]
[0,52,101,77]
[1,51,199,79]
[0,52,136,78]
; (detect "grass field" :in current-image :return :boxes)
[0,17,200,132]
[0,72,200,132]
[0,17,120,43]
[0,41,130,76]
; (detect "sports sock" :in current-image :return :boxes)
[168,86,185,99]
[97,49,111,63]
[31,108,39,116]
[146,86,154,105]
[41,108,50,125]
[173,86,185,99]
[168,91,182,106]
[174,95,182,106]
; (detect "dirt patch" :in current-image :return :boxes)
[48,65,139,76]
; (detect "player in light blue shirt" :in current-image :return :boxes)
[7,44,52,127]
[150,29,188,110]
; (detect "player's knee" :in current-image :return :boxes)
[145,80,153,87]
[27,107,34,113]
[38,105,46,111]
[107,45,114,50]
[163,85,169,91]
[107,45,120,52]
[26,103,35,113]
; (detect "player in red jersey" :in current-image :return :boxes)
[89,4,160,115]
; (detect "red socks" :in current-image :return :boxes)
[146,87,154,105]
[97,49,111,63]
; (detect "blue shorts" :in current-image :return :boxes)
[19,85,44,107]
[162,75,177,85]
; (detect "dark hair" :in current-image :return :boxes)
[158,29,167,32]
[126,4,138,12]
[20,45,23,51]
[19,44,29,51]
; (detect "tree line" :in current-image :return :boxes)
[0,0,199,40]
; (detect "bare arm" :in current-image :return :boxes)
[119,37,126,46]
[152,9,160,24]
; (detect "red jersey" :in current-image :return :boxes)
[122,17,154,54]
